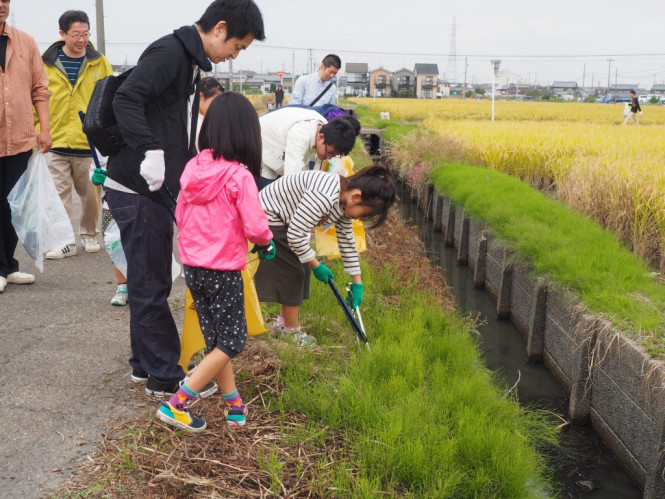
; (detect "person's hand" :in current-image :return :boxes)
[251,240,277,261]
[346,282,364,309]
[639,111,643,115]
[140,150,165,192]
[91,168,107,186]
[37,130,52,153]
[311,261,334,283]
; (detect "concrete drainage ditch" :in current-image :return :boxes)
[401,179,665,498]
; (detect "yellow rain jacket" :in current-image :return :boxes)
[40,41,113,149]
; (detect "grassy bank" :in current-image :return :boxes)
[429,163,665,358]
[54,215,558,498]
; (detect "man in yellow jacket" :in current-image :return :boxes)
[41,10,112,259]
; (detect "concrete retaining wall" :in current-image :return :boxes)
[408,180,665,497]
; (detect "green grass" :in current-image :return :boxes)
[431,163,665,357]
[275,260,558,497]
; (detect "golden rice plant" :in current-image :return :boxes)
[368,98,665,270]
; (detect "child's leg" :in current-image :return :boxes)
[111,265,128,306]
[281,304,300,328]
[215,361,248,426]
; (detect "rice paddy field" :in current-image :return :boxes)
[354,98,665,271]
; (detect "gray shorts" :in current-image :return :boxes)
[254,225,311,306]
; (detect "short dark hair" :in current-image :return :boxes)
[337,115,361,136]
[321,54,341,69]
[629,90,636,95]
[197,76,225,98]
[343,164,396,228]
[320,118,357,156]
[197,0,265,42]
[59,10,90,32]
[198,92,262,178]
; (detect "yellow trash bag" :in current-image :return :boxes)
[179,249,266,371]
[314,219,366,260]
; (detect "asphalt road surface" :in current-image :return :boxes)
[0,198,187,498]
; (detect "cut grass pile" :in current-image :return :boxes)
[430,163,665,358]
[53,212,558,498]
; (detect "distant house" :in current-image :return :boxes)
[369,67,391,97]
[650,84,665,94]
[550,81,578,93]
[216,71,295,94]
[344,63,369,96]
[438,79,451,97]
[414,63,439,99]
[392,68,416,97]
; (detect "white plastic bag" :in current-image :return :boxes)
[104,219,181,282]
[8,153,75,272]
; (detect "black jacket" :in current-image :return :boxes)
[107,25,212,199]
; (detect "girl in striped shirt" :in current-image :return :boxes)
[255,165,396,345]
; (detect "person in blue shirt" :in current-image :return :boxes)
[289,54,340,107]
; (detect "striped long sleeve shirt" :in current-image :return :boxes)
[260,170,360,276]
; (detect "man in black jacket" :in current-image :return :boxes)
[104,0,265,398]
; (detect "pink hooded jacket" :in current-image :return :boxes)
[176,150,273,271]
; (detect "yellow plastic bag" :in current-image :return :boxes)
[179,250,266,371]
[314,219,366,260]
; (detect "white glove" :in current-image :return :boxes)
[140,150,165,192]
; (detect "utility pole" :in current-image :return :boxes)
[582,63,586,91]
[606,58,613,96]
[95,0,106,54]
[463,57,468,100]
[615,68,617,91]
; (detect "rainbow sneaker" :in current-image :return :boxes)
[224,402,248,427]
[156,401,206,433]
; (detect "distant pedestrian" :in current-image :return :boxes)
[156,92,274,432]
[289,54,340,106]
[0,0,52,293]
[274,84,284,108]
[623,90,642,125]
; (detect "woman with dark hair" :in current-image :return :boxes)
[274,84,284,108]
[195,76,224,148]
[157,92,274,432]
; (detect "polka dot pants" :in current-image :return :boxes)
[184,265,247,359]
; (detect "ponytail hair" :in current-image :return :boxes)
[344,164,396,228]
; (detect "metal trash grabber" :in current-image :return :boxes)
[327,277,370,349]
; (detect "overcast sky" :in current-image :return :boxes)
[9,0,665,89]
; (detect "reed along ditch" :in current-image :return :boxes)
[396,182,642,498]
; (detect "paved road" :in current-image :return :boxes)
[0,199,186,498]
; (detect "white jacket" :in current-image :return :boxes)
[259,107,327,179]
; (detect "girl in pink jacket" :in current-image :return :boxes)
[157,93,275,433]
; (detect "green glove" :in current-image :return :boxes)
[311,261,334,283]
[91,168,107,186]
[251,240,276,261]
[346,282,364,309]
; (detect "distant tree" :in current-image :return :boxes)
[269,83,276,92]
[650,96,660,104]
[474,86,486,95]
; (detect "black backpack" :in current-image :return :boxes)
[83,69,134,156]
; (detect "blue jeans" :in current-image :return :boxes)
[105,189,185,382]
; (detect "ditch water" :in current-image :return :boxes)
[398,187,642,498]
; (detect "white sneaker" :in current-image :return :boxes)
[6,271,35,284]
[45,244,77,260]
[0,276,6,293]
[82,237,101,253]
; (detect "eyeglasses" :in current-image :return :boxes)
[66,32,91,40]
[324,144,339,159]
